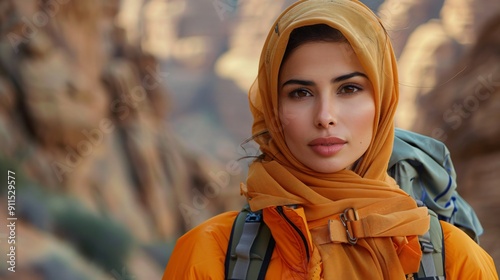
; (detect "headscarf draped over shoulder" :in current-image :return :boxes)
[244,0,431,277]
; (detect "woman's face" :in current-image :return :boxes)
[278,41,375,173]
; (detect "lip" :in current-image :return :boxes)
[308,137,346,157]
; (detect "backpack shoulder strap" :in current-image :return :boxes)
[412,206,446,280]
[225,205,275,280]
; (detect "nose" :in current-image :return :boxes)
[314,96,337,128]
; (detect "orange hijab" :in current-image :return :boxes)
[243,0,430,278]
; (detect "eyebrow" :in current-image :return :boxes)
[281,71,368,88]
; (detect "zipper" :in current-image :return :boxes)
[276,206,310,262]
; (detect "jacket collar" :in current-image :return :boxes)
[263,206,313,273]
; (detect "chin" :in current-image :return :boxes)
[309,164,345,174]
[305,158,356,174]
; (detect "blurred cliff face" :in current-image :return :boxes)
[393,0,500,130]
[0,0,243,279]
[441,0,500,45]
[378,0,444,58]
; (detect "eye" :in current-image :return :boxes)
[338,84,362,95]
[289,88,313,99]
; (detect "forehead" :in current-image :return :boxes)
[280,41,359,72]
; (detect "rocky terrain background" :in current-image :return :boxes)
[0,0,498,279]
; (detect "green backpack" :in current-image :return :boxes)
[225,129,482,280]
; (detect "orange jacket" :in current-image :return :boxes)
[163,206,498,279]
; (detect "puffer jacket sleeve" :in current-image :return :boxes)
[163,211,238,280]
[442,221,499,279]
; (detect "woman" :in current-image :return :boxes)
[163,0,498,278]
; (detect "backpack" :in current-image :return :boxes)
[225,129,482,280]
[225,204,444,280]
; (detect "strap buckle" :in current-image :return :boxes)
[245,212,262,223]
[339,208,358,245]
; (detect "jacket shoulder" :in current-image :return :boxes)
[441,221,499,279]
[163,211,238,280]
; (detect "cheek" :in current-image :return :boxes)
[345,102,375,144]
[279,104,311,151]
[279,103,306,130]
[360,107,376,145]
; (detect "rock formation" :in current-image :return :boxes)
[0,0,235,278]
[377,0,444,58]
[395,0,500,129]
